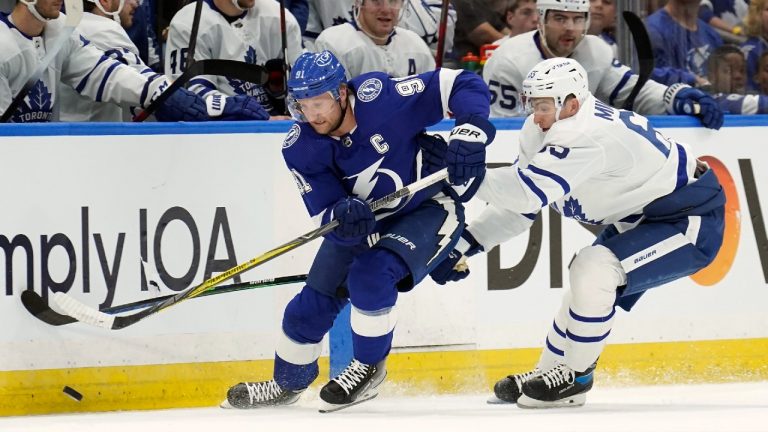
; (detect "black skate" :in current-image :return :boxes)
[222,379,304,409]
[487,367,542,404]
[517,362,595,408]
[318,359,387,413]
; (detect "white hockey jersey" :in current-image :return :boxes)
[165,0,303,111]
[314,23,435,79]
[0,12,163,122]
[482,31,671,118]
[304,0,455,56]
[469,95,697,250]
[59,13,153,122]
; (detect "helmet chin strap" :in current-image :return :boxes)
[89,0,124,25]
[231,0,246,11]
[20,0,49,23]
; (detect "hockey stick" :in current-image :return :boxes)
[434,0,450,68]
[0,0,84,122]
[185,0,204,72]
[621,10,654,111]
[21,274,307,327]
[52,168,449,330]
[132,59,268,122]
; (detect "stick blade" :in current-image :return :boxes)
[53,292,115,329]
[21,290,77,326]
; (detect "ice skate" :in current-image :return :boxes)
[487,367,542,404]
[222,379,304,409]
[517,362,595,408]
[318,359,386,413]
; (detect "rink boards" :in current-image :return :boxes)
[0,116,767,415]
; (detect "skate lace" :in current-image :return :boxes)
[245,380,282,404]
[512,368,542,388]
[541,364,575,389]
[333,359,371,395]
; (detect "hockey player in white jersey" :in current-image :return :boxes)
[303,0,455,58]
[165,0,303,117]
[0,0,211,122]
[313,0,435,79]
[59,0,152,121]
[432,57,725,407]
[482,0,724,130]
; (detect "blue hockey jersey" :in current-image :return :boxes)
[282,68,490,236]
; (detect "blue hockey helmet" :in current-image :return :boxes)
[287,51,347,100]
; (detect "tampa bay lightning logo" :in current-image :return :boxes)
[561,197,603,225]
[13,80,53,123]
[347,158,405,211]
[357,78,382,102]
[283,124,301,148]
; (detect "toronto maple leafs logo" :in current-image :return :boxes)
[227,46,263,97]
[561,197,603,225]
[13,80,54,123]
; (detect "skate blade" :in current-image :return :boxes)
[486,395,516,405]
[516,393,586,409]
[318,392,379,413]
[220,399,234,409]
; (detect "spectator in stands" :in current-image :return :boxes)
[284,0,309,34]
[741,0,768,92]
[494,0,538,44]
[646,0,723,87]
[699,0,748,39]
[707,44,768,113]
[453,0,510,59]
[588,0,616,56]
[125,0,161,72]
[759,51,768,93]
[314,0,435,79]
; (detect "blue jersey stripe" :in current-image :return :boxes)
[552,321,566,338]
[569,307,616,323]
[609,70,633,106]
[75,55,112,93]
[95,62,121,102]
[566,329,612,343]
[675,144,688,190]
[546,336,564,356]
[528,164,571,195]
[517,168,548,208]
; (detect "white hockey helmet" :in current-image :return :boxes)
[522,57,589,119]
[537,0,590,18]
[86,0,125,24]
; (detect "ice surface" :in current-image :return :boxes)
[1,381,766,432]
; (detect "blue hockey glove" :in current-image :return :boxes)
[666,84,724,130]
[430,228,483,285]
[416,132,447,178]
[154,87,209,122]
[446,115,496,185]
[207,94,270,121]
[331,197,375,239]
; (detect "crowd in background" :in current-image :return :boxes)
[2,0,767,120]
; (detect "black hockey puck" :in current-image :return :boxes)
[62,386,83,402]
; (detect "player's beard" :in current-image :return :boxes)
[311,98,348,136]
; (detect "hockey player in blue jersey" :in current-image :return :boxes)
[433,57,725,408]
[223,50,495,412]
